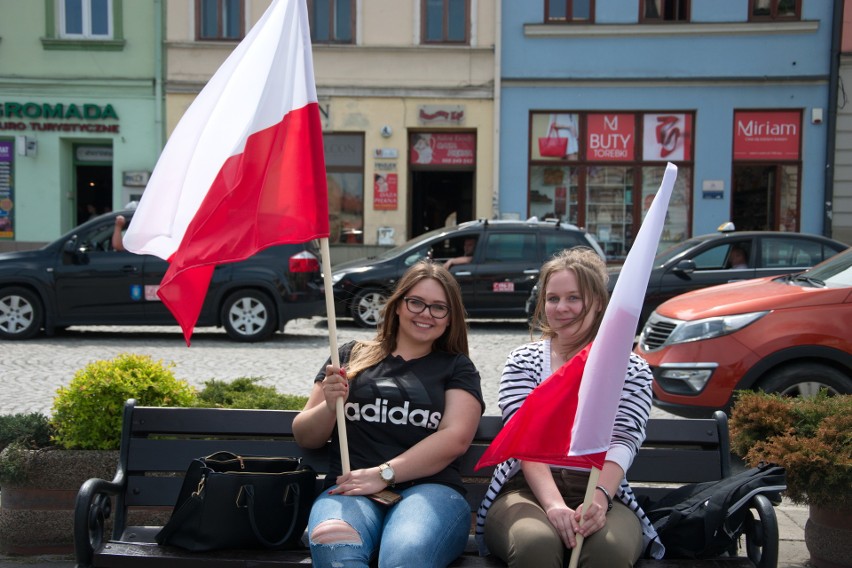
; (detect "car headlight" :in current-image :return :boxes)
[330,271,347,285]
[667,311,768,345]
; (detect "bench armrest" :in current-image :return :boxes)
[743,493,779,568]
[73,475,125,568]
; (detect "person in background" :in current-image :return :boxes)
[728,246,748,269]
[111,215,127,252]
[477,247,663,567]
[293,261,485,568]
[444,237,477,270]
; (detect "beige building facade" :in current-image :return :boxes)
[164,0,496,261]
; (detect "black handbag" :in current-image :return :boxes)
[156,451,317,551]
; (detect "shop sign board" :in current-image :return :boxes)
[733,110,801,160]
[0,140,14,238]
[410,133,475,166]
[587,113,635,161]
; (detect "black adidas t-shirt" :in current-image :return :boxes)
[314,341,484,494]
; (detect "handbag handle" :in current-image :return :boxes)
[240,483,302,547]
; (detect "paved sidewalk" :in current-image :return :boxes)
[0,499,812,567]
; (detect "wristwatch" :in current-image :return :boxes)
[595,485,613,512]
[378,462,396,487]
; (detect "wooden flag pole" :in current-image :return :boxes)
[568,466,601,568]
[320,237,350,474]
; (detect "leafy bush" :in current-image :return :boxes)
[51,353,196,450]
[0,412,54,453]
[196,377,308,410]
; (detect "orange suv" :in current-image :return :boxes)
[635,248,852,418]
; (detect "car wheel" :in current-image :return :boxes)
[221,290,276,342]
[351,288,387,328]
[0,287,43,340]
[757,362,852,397]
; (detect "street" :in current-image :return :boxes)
[0,317,676,419]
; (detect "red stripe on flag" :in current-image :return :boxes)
[158,103,329,344]
[475,343,606,471]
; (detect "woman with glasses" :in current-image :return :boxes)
[293,260,484,568]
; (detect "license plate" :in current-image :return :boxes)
[492,282,514,292]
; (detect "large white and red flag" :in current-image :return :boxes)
[477,163,678,470]
[123,0,329,345]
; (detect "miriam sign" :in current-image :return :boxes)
[734,110,801,160]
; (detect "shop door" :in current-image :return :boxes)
[75,164,113,225]
[410,170,474,237]
[732,165,800,232]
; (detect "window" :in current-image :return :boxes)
[641,0,689,23]
[59,0,112,39]
[324,134,365,245]
[750,0,800,21]
[196,0,243,41]
[422,0,469,44]
[308,0,354,44]
[545,0,594,23]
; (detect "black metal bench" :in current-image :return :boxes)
[74,400,779,568]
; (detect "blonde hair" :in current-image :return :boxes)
[530,247,609,351]
[346,261,469,377]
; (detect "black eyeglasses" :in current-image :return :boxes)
[402,297,450,319]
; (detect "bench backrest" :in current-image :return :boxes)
[112,400,730,536]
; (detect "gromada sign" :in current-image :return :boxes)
[0,101,120,133]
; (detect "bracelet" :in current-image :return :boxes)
[595,485,613,512]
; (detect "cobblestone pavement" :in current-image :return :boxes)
[0,316,676,419]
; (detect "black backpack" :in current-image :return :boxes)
[646,463,786,559]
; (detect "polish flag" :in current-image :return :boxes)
[477,163,678,470]
[123,0,329,345]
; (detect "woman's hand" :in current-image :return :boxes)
[321,365,349,413]
[573,498,608,539]
[328,467,385,496]
[545,503,580,549]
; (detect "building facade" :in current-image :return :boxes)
[833,0,852,244]
[164,0,496,262]
[0,0,163,250]
[499,0,838,262]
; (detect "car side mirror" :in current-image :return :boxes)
[672,259,696,275]
[62,235,89,264]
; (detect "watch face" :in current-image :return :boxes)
[381,467,393,481]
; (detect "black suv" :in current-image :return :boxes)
[0,211,325,342]
[331,219,604,327]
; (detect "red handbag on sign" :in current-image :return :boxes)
[538,125,568,158]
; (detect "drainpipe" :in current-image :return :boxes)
[492,0,501,219]
[824,0,843,237]
[154,0,165,153]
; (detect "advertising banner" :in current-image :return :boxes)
[374,173,398,210]
[642,113,692,161]
[0,140,13,238]
[587,114,635,161]
[410,133,475,166]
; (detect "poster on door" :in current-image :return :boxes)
[642,113,692,161]
[733,110,801,160]
[373,173,398,210]
[0,140,14,238]
[587,113,635,161]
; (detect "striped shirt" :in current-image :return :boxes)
[475,339,665,559]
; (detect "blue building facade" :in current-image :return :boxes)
[499,1,834,261]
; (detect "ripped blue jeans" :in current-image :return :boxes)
[307,483,470,568]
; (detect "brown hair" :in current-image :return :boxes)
[346,261,469,377]
[530,247,609,352]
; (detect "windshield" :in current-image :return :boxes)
[804,249,852,287]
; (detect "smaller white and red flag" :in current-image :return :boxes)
[477,163,678,470]
[123,0,329,345]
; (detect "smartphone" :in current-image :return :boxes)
[367,489,402,506]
